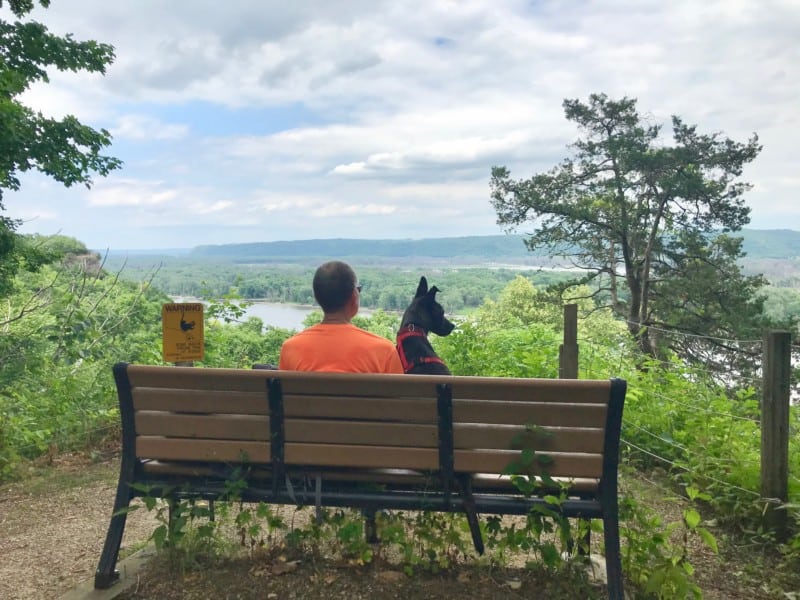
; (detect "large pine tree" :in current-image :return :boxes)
[490,93,769,372]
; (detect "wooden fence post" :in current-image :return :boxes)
[761,330,791,541]
[559,304,578,380]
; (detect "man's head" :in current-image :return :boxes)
[313,261,360,314]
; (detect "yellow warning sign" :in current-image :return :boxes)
[162,303,204,362]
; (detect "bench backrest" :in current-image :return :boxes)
[115,364,625,486]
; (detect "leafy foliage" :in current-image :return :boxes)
[0,237,166,476]
[490,93,772,376]
[0,0,121,296]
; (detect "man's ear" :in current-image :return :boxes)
[415,276,428,298]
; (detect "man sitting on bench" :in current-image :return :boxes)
[277,260,403,539]
[279,260,403,374]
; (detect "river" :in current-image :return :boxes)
[242,302,317,330]
[170,298,377,330]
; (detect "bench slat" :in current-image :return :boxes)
[285,443,439,470]
[280,375,439,398]
[133,388,268,414]
[278,371,611,404]
[454,400,607,427]
[128,365,269,392]
[454,424,604,453]
[450,377,611,403]
[454,449,603,478]
[283,395,437,421]
[285,419,438,447]
[127,366,613,404]
[136,437,270,463]
[135,412,269,440]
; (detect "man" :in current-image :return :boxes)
[279,260,404,373]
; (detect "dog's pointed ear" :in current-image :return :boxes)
[427,285,440,300]
[415,276,428,298]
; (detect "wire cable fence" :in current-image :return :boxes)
[623,440,764,500]
[569,317,797,517]
[622,319,765,347]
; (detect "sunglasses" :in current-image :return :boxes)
[355,284,363,293]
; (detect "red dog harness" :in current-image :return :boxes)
[396,324,447,373]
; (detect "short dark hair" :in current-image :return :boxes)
[312,261,357,312]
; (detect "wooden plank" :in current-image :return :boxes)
[285,419,438,447]
[285,443,439,470]
[135,412,269,440]
[451,377,610,403]
[280,372,612,404]
[136,437,270,463]
[454,424,604,454]
[128,365,270,392]
[132,389,267,414]
[283,395,437,422]
[126,365,612,403]
[454,400,607,428]
[279,373,439,398]
[454,450,603,478]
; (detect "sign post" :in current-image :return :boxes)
[162,302,205,364]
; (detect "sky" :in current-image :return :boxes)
[3,0,799,250]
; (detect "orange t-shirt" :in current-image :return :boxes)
[278,323,404,374]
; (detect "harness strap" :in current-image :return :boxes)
[396,324,446,373]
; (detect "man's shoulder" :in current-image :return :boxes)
[350,326,395,345]
[282,325,318,344]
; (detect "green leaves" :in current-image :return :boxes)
[491,93,767,366]
[0,2,120,297]
[1,2,51,19]
[696,527,719,554]
[683,509,701,529]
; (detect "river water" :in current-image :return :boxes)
[169,299,379,330]
[242,302,317,330]
[242,302,374,329]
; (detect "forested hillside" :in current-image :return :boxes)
[181,229,800,263]
[189,235,545,262]
[102,230,800,309]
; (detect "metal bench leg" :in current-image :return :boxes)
[456,475,484,555]
[94,478,132,589]
[603,508,624,600]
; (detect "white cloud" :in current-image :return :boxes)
[87,180,179,207]
[112,115,189,141]
[2,0,798,249]
[197,201,235,214]
[310,202,398,218]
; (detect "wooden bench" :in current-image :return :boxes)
[95,362,627,599]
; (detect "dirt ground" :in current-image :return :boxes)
[0,452,791,599]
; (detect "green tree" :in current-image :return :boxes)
[0,0,121,296]
[490,93,768,370]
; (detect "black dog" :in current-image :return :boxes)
[396,276,455,375]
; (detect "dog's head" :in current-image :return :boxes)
[401,276,455,337]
